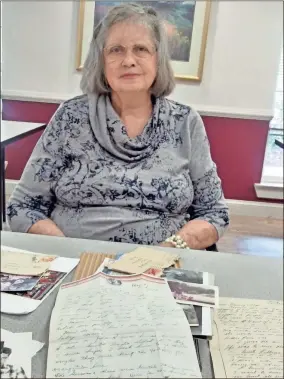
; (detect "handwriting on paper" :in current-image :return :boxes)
[47,273,201,378]
[212,297,283,378]
[107,247,179,274]
[1,249,56,276]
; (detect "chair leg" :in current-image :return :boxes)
[1,147,6,224]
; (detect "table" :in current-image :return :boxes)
[1,231,283,378]
[0,121,46,229]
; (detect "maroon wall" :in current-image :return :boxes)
[2,99,271,201]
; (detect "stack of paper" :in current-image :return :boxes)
[1,248,58,296]
[1,246,79,315]
[47,272,202,378]
[162,268,216,337]
[1,249,57,276]
[1,329,44,378]
[210,297,283,378]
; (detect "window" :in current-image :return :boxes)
[262,49,283,184]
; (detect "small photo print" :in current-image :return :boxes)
[0,274,39,292]
[13,270,65,300]
[162,268,205,284]
[167,280,218,308]
[180,304,199,326]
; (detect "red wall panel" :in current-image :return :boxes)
[203,116,269,201]
[1,99,275,202]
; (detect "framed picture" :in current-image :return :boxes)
[76,1,211,81]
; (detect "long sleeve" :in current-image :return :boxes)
[7,106,65,233]
[188,110,229,239]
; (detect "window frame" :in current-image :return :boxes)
[261,49,283,185]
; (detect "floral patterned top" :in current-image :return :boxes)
[7,94,229,245]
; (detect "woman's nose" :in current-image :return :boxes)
[121,49,136,67]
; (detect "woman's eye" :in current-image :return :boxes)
[137,46,148,52]
[110,46,123,54]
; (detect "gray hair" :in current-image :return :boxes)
[80,3,175,97]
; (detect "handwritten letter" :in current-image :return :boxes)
[210,297,283,378]
[107,248,179,274]
[47,273,201,378]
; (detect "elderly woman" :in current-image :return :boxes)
[7,3,229,250]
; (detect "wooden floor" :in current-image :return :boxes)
[218,215,283,257]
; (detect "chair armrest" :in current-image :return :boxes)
[206,244,218,252]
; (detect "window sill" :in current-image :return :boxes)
[261,165,283,184]
[255,182,283,200]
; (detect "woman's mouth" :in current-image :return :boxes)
[120,73,140,78]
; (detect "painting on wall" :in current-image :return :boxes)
[76,0,211,81]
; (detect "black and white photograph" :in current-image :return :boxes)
[0,274,39,293]
[180,304,199,326]
[167,280,219,308]
[1,341,28,379]
[0,329,39,378]
[163,268,205,284]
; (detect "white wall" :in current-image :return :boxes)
[2,0,283,118]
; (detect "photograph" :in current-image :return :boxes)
[13,270,65,300]
[180,304,199,326]
[167,280,218,308]
[93,1,195,62]
[1,341,28,379]
[76,0,210,80]
[0,274,40,293]
[162,268,205,284]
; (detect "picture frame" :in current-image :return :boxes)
[76,1,211,81]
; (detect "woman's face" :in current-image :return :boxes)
[104,22,157,94]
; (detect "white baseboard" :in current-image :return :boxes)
[5,179,283,219]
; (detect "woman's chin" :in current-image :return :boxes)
[116,81,148,93]
[119,86,147,93]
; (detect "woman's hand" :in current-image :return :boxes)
[159,241,175,248]
[28,219,65,237]
[176,219,218,250]
[159,219,218,250]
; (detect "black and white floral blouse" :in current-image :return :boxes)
[7,94,229,244]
